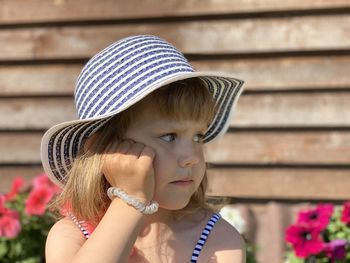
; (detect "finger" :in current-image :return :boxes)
[139,146,156,165]
[105,138,120,154]
[117,139,132,154]
[128,141,146,158]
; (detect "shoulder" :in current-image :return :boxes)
[205,214,246,263]
[46,217,86,263]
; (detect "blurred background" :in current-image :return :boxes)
[0,1,349,262]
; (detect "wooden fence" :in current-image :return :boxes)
[1,1,350,262]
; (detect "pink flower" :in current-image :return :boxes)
[24,174,61,216]
[285,224,324,257]
[323,240,348,262]
[0,195,21,238]
[297,204,334,230]
[32,173,60,194]
[25,187,54,216]
[5,177,24,201]
[341,201,350,225]
[0,210,21,239]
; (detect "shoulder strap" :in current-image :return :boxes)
[191,213,221,263]
[69,213,92,239]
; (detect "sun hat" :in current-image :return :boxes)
[41,35,244,187]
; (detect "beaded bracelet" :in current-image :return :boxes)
[107,187,159,214]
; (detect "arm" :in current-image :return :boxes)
[46,140,156,263]
[46,199,145,263]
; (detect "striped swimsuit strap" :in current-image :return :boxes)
[69,213,92,239]
[191,213,221,263]
[69,212,221,262]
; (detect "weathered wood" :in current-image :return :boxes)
[206,131,350,164]
[230,92,350,127]
[0,166,43,192]
[2,56,350,95]
[192,56,350,90]
[1,15,350,60]
[2,131,349,164]
[0,98,76,130]
[1,0,350,24]
[207,168,350,199]
[1,92,350,129]
[0,64,79,95]
[0,132,42,163]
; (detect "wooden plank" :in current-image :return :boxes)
[242,203,312,263]
[1,15,350,60]
[1,92,350,129]
[0,132,42,163]
[0,166,43,192]
[207,168,350,200]
[0,98,76,130]
[0,64,79,95]
[2,56,350,95]
[1,0,350,24]
[230,92,350,127]
[206,131,350,164]
[2,131,349,164]
[192,56,350,90]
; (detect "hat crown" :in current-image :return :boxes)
[74,35,194,120]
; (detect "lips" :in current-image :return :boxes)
[171,177,194,183]
[171,179,194,186]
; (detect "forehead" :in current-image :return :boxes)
[132,90,211,121]
[129,105,207,131]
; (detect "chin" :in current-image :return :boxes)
[157,197,192,210]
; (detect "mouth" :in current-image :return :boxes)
[170,179,194,186]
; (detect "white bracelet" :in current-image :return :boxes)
[107,187,159,214]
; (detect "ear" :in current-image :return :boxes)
[83,132,100,152]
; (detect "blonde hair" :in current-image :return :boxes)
[52,78,217,226]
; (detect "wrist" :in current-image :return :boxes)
[107,198,146,225]
[107,187,159,215]
[109,185,152,204]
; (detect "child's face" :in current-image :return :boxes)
[124,107,207,210]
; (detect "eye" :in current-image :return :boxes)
[193,134,205,143]
[160,133,176,142]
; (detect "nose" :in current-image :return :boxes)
[178,143,201,168]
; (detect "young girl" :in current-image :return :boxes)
[42,35,245,263]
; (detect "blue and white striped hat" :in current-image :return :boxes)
[41,35,244,187]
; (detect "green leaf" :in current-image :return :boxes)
[284,252,304,263]
[0,241,9,258]
[17,256,42,263]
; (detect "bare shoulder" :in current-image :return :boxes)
[205,216,246,263]
[46,217,85,263]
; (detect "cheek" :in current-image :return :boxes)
[152,145,206,181]
[196,148,206,169]
[196,160,206,180]
[153,148,175,174]
[194,151,206,181]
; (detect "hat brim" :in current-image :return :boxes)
[41,71,244,187]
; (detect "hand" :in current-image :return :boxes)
[102,139,156,203]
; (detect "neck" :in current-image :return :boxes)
[138,207,207,237]
[134,208,176,247]
[139,208,174,231]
